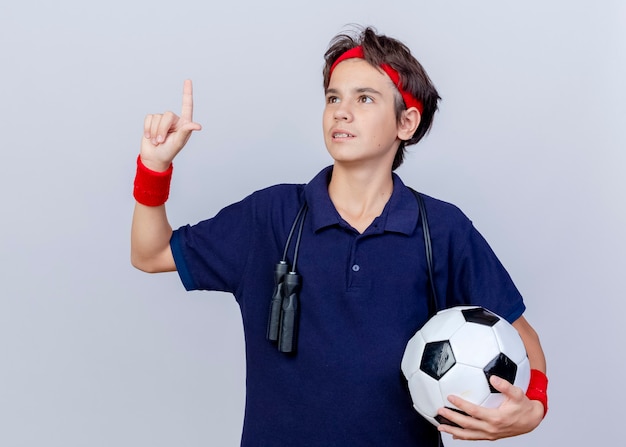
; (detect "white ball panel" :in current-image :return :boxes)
[492,319,527,364]
[408,371,446,419]
[450,323,500,367]
[401,331,426,379]
[438,364,491,407]
[419,308,467,342]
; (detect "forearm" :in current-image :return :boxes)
[130,80,200,273]
[130,203,175,272]
[512,316,546,373]
[513,315,548,419]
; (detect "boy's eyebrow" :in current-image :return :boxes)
[325,87,383,96]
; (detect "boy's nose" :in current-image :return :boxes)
[334,103,353,121]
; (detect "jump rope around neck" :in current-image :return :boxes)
[265,190,435,355]
[266,203,309,354]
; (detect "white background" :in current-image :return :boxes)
[1,1,624,445]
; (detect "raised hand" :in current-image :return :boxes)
[140,79,202,172]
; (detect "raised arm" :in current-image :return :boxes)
[130,80,202,273]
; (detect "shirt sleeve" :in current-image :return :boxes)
[430,199,526,324]
[170,195,255,293]
[450,222,526,323]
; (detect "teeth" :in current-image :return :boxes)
[334,133,351,138]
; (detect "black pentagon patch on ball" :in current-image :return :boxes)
[420,340,456,380]
[483,353,517,392]
[462,307,500,327]
[435,407,469,428]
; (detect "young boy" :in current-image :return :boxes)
[131,27,547,446]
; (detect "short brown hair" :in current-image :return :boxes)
[323,26,441,170]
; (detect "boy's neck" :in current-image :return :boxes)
[328,163,394,233]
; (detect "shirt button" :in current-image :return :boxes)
[352,264,360,272]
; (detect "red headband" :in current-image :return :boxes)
[329,46,423,114]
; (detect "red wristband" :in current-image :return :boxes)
[133,155,173,206]
[526,369,548,417]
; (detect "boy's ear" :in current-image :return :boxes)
[398,107,421,141]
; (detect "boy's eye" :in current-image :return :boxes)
[358,95,373,104]
[327,96,339,104]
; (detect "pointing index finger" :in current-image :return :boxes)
[181,79,194,121]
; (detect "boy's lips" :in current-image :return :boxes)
[332,130,355,139]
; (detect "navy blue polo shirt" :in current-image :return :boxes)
[170,166,525,447]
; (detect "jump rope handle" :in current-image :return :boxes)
[267,261,290,342]
[278,272,302,353]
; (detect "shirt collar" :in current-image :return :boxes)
[303,166,419,235]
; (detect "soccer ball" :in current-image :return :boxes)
[401,306,530,426]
